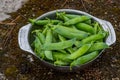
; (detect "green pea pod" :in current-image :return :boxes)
[84,19,91,25]
[58,35,74,54]
[35,31,45,44]
[57,50,67,53]
[66,14,91,25]
[82,33,106,44]
[42,26,48,36]
[38,51,45,59]
[44,51,53,60]
[68,43,92,60]
[70,51,99,67]
[76,23,94,34]
[43,38,76,50]
[33,36,41,55]
[88,42,109,52]
[93,22,99,34]
[33,36,45,59]
[53,25,88,34]
[53,52,71,62]
[65,14,80,19]
[74,41,83,47]
[64,16,90,26]
[29,19,48,25]
[29,19,62,25]
[52,25,89,40]
[54,60,69,66]
[44,29,53,60]
[56,12,69,22]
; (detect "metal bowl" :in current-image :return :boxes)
[18,9,116,72]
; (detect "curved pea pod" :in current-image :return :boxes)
[65,14,91,25]
[44,29,53,60]
[33,36,45,59]
[82,33,106,44]
[43,38,76,50]
[70,51,99,67]
[52,25,89,40]
[53,52,71,62]
[42,26,49,36]
[44,51,53,60]
[29,19,62,25]
[68,43,92,60]
[88,42,109,52]
[53,25,88,34]
[84,19,91,25]
[56,12,69,22]
[65,14,80,19]
[54,60,69,66]
[76,23,94,34]
[64,16,90,26]
[33,30,45,44]
[58,35,74,54]
[92,22,99,34]
[29,19,48,25]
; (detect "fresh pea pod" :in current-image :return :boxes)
[54,60,69,66]
[42,26,48,36]
[74,41,82,47]
[82,33,106,44]
[75,33,107,48]
[58,35,74,54]
[66,14,91,24]
[43,38,76,50]
[32,30,45,44]
[56,12,69,22]
[70,51,99,67]
[68,43,92,60]
[64,16,90,26]
[52,25,89,40]
[53,25,88,34]
[33,36,45,59]
[29,19,62,25]
[88,42,109,52]
[84,19,91,25]
[44,29,53,60]
[76,23,94,34]
[93,22,99,34]
[65,14,80,19]
[53,52,71,62]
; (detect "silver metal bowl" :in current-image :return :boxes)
[18,9,116,72]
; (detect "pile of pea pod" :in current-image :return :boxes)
[29,12,109,68]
